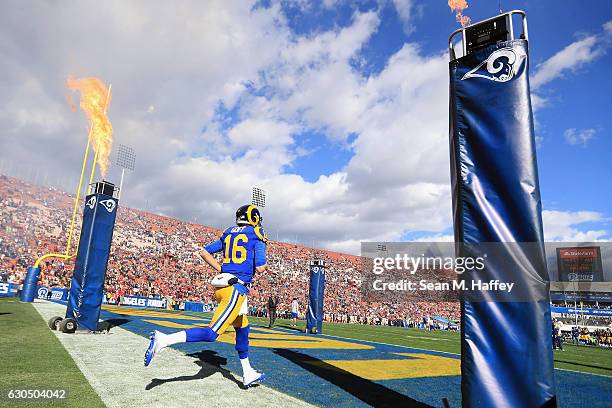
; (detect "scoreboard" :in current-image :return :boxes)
[556,246,603,282]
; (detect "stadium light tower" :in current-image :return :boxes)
[115,144,136,200]
[252,187,266,208]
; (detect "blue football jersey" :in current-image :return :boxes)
[204,225,267,284]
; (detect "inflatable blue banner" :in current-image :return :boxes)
[449,39,556,407]
[66,191,118,331]
[306,261,325,334]
[20,266,40,302]
[121,296,167,309]
[0,281,19,297]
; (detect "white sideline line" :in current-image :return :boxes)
[32,300,315,408]
[554,367,611,378]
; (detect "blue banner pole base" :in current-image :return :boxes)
[20,266,41,303]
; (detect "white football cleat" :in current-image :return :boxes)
[144,330,165,367]
[243,369,265,388]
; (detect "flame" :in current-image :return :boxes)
[448,0,471,27]
[67,77,113,177]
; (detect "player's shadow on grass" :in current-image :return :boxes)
[274,349,432,408]
[145,350,243,390]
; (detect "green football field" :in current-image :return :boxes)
[1,297,610,408]
[0,298,104,408]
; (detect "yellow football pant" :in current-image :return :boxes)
[209,285,248,335]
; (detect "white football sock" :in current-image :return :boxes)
[240,357,253,373]
[162,330,186,347]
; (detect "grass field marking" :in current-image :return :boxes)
[33,300,316,408]
[142,319,210,329]
[254,322,463,357]
[404,335,452,341]
[302,353,461,380]
[554,367,611,378]
[102,305,204,320]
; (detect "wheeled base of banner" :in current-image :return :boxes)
[47,315,112,334]
[48,315,77,333]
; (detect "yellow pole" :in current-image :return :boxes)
[65,126,93,256]
[35,253,72,268]
[88,149,99,185]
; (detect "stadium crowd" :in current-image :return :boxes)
[0,173,464,327]
[5,174,612,337]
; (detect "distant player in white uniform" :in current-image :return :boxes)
[290,297,299,327]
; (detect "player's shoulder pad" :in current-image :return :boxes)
[253,226,268,243]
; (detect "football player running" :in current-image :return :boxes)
[144,205,267,388]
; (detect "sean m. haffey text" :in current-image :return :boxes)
[370,253,516,294]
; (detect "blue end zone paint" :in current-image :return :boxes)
[49,301,610,408]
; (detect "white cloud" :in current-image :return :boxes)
[392,0,416,35]
[530,20,611,147]
[228,119,295,147]
[604,20,612,36]
[414,234,454,242]
[532,20,612,90]
[322,0,340,9]
[532,36,600,89]
[563,128,596,147]
[542,210,609,241]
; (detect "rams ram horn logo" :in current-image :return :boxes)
[37,287,48,298]
[99,199,116,213]
[461,47,526,83]
[86,196,97,209]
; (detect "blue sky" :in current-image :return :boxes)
[0,0,610,253]
[285,0,612,213]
